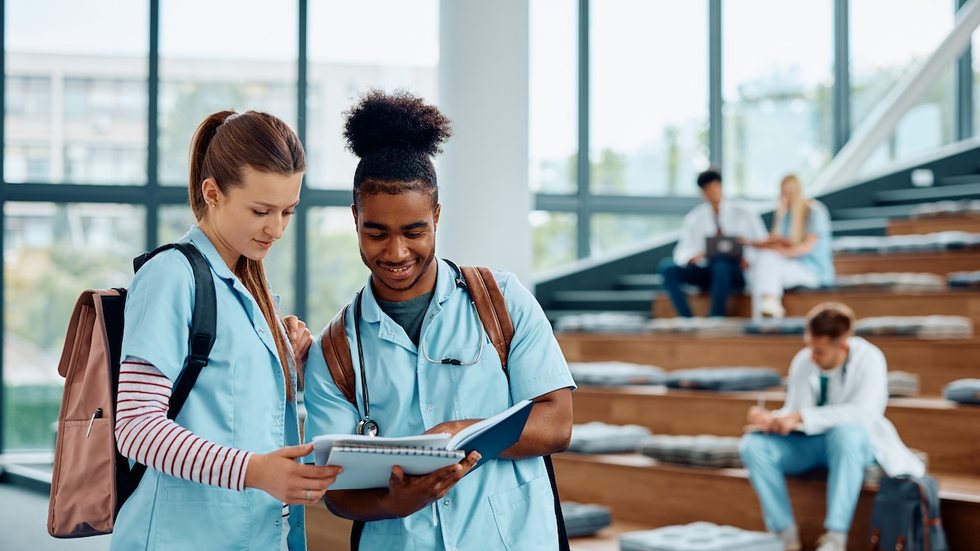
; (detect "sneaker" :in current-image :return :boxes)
[815,531,847,551]
[775,524,801,551]
[760,295,785,319]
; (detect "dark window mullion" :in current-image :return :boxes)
[294,0,308,321]
[147,0,160,248]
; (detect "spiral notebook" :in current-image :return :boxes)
[313,399,534,490]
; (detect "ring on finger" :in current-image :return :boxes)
[305,488,313,501]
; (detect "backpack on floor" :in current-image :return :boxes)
[319,263,570,551]
[47,243,216,538]
[869,474,947,551]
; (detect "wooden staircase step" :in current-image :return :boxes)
[553,453,980,550]
[571,386,980,477]
[557,333,980,396]
[651,289,980,327]
[833,250,980,276]
[887,214,980,236]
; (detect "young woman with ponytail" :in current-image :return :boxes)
[750,174,835,318]
[111,110,341,550]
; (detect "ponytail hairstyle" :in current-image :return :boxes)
[188,110,306,399]
[343,89,452,207]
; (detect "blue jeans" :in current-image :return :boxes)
[658,257,745,317]
[738,425,874,534]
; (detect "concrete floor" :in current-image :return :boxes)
[0,483,111,551]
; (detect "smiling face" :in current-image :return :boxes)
[353,187,440,302]
[201,165,303,269]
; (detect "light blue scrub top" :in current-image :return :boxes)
[304,258,576,551]
[112,226,305,551]
[778,200,835,286]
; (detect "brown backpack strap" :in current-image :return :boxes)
[319,304,358,407]
[460,266,514,371]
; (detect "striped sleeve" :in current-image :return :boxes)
[114,356,253,491]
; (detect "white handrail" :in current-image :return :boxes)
[813,0,980,194]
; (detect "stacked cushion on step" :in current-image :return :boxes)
[560,502,612,538]
[833,231,980,255]
[665,367,782,391]
[911,199,980,218]
[944,379,980,405]
[568,422,652,454]
[887,371,920,397]
[948,270,980,288]
[568,362,665,386]
[646,317,744,337]
[834,272,946,290]
[619,522,782,551]
[554,312,649,333]
[744,318,807,335]
[854,315,973,339]
[639,435,742,468]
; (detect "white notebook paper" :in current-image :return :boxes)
[312,400,534,490]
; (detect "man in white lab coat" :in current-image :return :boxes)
[658,168,767,317]
[739,302,924,551]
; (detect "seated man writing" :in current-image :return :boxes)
[739,302,924,551]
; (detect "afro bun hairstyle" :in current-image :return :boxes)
[343,89,451,159]
[344,90,452,206]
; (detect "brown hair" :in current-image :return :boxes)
[188,110,306,399]
[806,302,855,340]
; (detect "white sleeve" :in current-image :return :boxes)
[773,351,812,416]
[800,348,888,434]
[673,210,702,265]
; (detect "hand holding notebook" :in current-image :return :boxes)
[312,400,534,490]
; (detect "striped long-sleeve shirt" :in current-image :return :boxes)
[114,357,252,490]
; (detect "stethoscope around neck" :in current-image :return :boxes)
[352,259,486,436]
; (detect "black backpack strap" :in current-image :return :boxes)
[123,242,217,497]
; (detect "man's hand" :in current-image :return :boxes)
[769,412,803,435]
[379,451,481,518]
[746,406,773,430]
[688,254,705,266]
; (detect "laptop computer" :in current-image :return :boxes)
[706,235,744,259]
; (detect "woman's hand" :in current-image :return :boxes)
[245,443,342,504]
[283,315,313,368]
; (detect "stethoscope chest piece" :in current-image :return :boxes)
[356,417,379,437]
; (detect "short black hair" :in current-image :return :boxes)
[697,168,722,189]
[343,89,452,207]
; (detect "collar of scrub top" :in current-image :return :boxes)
[181,226,251,292]
[352,258,484,436]
[355,257,464,326]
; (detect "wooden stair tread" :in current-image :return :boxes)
[833,250,980,276]
[651,288,980,325]
[571,386,980,476]
[552,452,980,547]
[558,333,980,396]
[888,214,980,236]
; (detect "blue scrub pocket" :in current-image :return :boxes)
[488,474,556,550]
[153,484,250,550]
